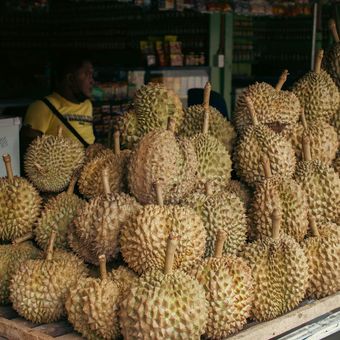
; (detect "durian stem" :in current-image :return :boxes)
[314,49,324,74]
[308,215,320,237]
[214,230,227,258]
[46,231,57,261]
[155,182,164,206]
[67,176,77,195]
[300,108,308,130]
[202,109,210,134]
[205,181,212,196]
[245,97,258,125]
[272,209,281,240]
[329,19,340,43]
[102,168,111,195]
[99,255,108,280]
[203,81,211,110]
[302,134,312,161]
[57,126,63,137]
[167,117,176,133]
[2,154,14,183]
[275,69,289,91]
[262,154,272,179]
[12,232,33,245]
[34,162,45,174]
[113,131,120,156]
[164,234,178,275]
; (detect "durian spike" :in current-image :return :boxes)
[262,154,272,179]
[164,234,178,275]
[245,96,258,125]
[102,168,111,195]
[300,108,308,130]
[205,181,213,196]
[98,255,108,280]
[308,214,320,237]
[203,81,211,110]
[214,230,227,258]
[66,175,77,195]
[203,108,210,134]
[12,232,34,245]
[167,117,176,133]
[302,134,312,161]
[271,208,281,240]
[275,69,289,91]
[57,126,63,137]
[2,154,14,183]
[314,49,324,74]
[329,19,340,43]
[154,181,164,206]
[113,131,121,156]
[46,231,57,261]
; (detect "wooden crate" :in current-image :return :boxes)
[0,306,83,340]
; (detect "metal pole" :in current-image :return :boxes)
[311,2,318,70]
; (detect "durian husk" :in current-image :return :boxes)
[180,105,236,152]
[118,110,142,150]
[109,266,138,299]
[85,143,108,163]
[120,205,206,274]
[0,240,41,304]
[333,152,340,174]
[0,176,41,241]
[24,134,85,192]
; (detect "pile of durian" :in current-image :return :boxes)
[1,36,340,339]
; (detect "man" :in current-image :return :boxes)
[21,55,95,148]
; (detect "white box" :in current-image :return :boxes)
[0,117,21,177]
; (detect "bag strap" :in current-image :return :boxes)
[41,98,89,147]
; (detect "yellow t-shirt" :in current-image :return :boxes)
[24,92,95,144]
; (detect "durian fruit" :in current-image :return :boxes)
[78,131,130,198]
[242,209,309,322]
[334,152,340,174]
[35,176,85,250]
[192,231,253,339]
[120,183,206,274]
[179,82,236,152]
[322,19,340,88]
[286,106,338,164]
[189,83,232,184]
[24,127,85,192]
[234,70,300,134]
[303,215,340,299]
[332,106,340,137]
[293,49,340,123]
[0,234,41,304]
[85,143,108,163]
[110,266,138,299]
[119,83,184,149]
[10,231,88,323]
[294,135,340,225]
[234,97,296,186]
[250,155,309,242]
[0,154,41,241]
[128,119,198,204]
[184,181,247,257]
[120,235,208,340]
[73,169,141,265]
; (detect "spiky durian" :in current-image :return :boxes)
[10,232,88,323]
[0,154,41,241]
[118,110,142,150]
[78,132,130,198]
[322,19,340,88]
[110,266,138,299]
[35,177,85,250]
[334,152,340,174]
[85,143,108,163]
[184,182,247,257]
[0,235,41,304]
[250,156,309,242]
[191,231,253,339]
[242,210,308,322]
[120,235,208,340]
[303,216,340,299]
[24,128,85,192]
[293,49,339,123]
[294,135,340,225]
[234,97,296,187]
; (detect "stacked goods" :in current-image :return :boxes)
[0,155,41,241]
[179,82,236,152]
[78,131,130,198]
[119,83,184,149]
[24,128,85,192]
[191,230,253,338]
[234,97,296,186]
[120,235,208,339]
[322,19,340,88]
[35,176,85,250]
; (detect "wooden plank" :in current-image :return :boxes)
[55,333,84,339]
[11,317,38,328]
[34,321,74,337]
[229,292,340,339]
[0,306,17,319]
